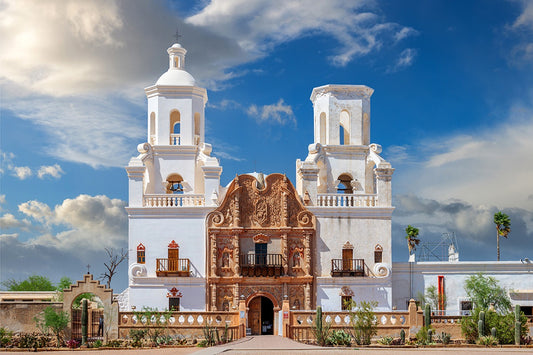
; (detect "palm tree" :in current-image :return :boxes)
[405,225,420,255]
[494,211,511,261]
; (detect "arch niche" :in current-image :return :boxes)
[62,274,117,341]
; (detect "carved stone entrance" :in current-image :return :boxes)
[248,296,274,335]
[206,173,316,316]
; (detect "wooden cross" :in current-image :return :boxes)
[86,264,91,274]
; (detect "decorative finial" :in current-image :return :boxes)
[86,264,91,274]
[174,27,182,43]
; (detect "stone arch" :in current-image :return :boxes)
[339,110,350,145]
[245,291,280,310]
[62,274,117,340]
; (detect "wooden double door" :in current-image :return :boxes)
[248,296,274,335]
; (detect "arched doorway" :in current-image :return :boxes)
[248,296,274,335]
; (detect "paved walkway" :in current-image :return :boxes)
[192,336,533,354]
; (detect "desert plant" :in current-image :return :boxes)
[129,329,147,347]
[312,306,332,346]
[33,306,69,347]
[0,327,13,348]
[514,305,521,345]
[462,308,527,344]
[478,335,498,346]
[377,336,394,345]
[437,332,451,345]
[327,330,351,346]
[92,339,103,348]
[66,339,79,349]
[347,300,377,345]
[424,304,431,328]
[202,322,216,347]
[400,329,405,344]
[415,326,433,345]
[494,211,510,261]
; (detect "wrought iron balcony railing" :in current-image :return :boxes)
[331,258,365,277]
[156,258,190,277]
[239,253,283,277]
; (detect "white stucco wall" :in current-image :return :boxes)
[392,261,533,313]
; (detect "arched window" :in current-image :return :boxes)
[340,110,350,145]
[336,174,353,194]
[166,173,184,194]
[374,244,383,263]
[137,243,145,264]
[170,110,180,145]
[319,112,327,144]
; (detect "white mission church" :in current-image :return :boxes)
[120,41,533,335]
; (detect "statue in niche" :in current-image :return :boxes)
[222,251,230,268]
[292,299,300,310]
[222,300,229,311]
[293,251,301,268]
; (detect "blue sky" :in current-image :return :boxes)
[1,0,532,291]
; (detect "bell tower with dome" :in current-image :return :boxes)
[123,42,222,312]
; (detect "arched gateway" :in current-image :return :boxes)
[206,173,316,335]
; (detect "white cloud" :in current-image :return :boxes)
[12,166,32,180]
[387,48,417,73]
[187,0,416,67]
[246,99,296,125]
[0,213,32,231]
[393,104,533,211]
[512,0,533,29]
[37,164,64,179]
[0,195,5,204]
[507,0,533,64]
[14,195,127,251]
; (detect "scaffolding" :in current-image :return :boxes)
[416,232,460,262]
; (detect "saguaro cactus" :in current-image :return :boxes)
[478,311,485,338]
[424,304,431,328]
[81,299,88,345]
[515,305,521,345]
[400,329,405,344]
[427,329,433,343]
[491,327,496,338]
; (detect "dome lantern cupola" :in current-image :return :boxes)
[155,42,196,86]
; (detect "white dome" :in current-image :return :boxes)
[156,69,196,86]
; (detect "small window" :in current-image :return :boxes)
[461,301,472,316]
[137,243,145,264]
[341,296,352,310]
[169,297,180,311]
[374,245,383,263]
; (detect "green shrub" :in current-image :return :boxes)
[311,306,332,346]
[415,326,433,345]
[129,329,147,347]
[0,327,13,348]
[104,339,123,348]
[377,336,394,345]
[348,300,378,345]
[478,335,498,346]
[326,330,351,346]
[92,339,103,348]
[437,332,451,345]
[461,308,527,344]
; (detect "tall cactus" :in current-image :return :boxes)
[478,311,485,338]
[427,329,433,343]
[400,329,405,344]
[424,304,431,328]
[515,305,521,345]
[81,299,88,345]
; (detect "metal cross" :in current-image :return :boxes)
[86,264,91,274]
[174,27,182,43]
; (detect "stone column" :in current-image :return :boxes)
[282,296,290,337]
[233,284,240,310]
[304,233,311,276]
[304,283,311,310]
[211,284,217,311]
[281,234,288,275]
[238,297,247,338]
[374,164,394,207]
[210,234,217,277]
[296,162,319,206]
[233,235,240,276]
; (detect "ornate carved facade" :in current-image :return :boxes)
[206,173,316,311]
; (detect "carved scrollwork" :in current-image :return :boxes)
[373,263,391,278]
[297,211,313,227]
[129,263,147,278]
[211,212,224,227]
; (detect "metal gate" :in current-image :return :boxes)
[71,309,104,341]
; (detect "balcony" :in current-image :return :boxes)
[239,254,283,277]
[156,258,190,277]
[331,259,365,277]
[144,194,205,207]
[170,134,201,146]
[317,194,377,207]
